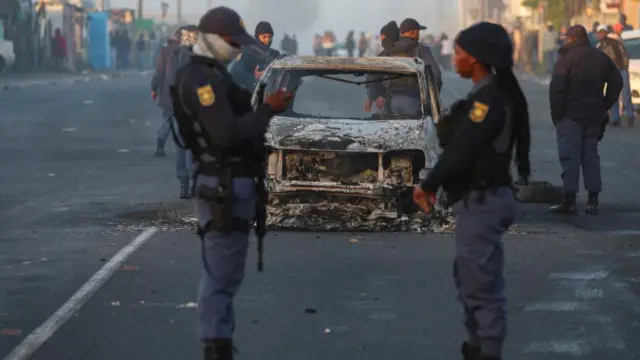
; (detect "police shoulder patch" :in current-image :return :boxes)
[196,85,215,106]
[469,101,489,123]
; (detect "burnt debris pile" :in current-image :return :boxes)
[267,194,454,232]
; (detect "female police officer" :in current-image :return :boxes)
[413,22,531,360]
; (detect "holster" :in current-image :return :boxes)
[197,168,250,235]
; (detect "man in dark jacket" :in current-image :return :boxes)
[151,33,180,156]
[596,24,632,126]
[364,21,399,112]
[549,25,622,215]
[228,21,280,90]
[382,18,442,117]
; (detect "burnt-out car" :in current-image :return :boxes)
[251,56,445,230]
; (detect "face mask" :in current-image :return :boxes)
[193,34,241,65]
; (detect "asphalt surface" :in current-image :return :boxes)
[1,69,639,360]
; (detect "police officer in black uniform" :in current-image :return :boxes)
[170,6,292,360]
[413,22,531,360]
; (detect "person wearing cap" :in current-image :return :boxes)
[412,22,531,360]
[596,24,632,127]
[150,25,200,199]
[391,18,442,90]
[170,7,293,360]
[151,32,181,157]
[377,18,442,117]
[364,20,400,112]
[228,21,280,91]
[549,24,622,215]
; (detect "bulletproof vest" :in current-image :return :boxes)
[387,42,420,92]
[171,60,262,173]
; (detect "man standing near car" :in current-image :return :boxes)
[596,24,633,127]
[549,25,622,215]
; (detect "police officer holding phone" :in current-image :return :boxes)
[170,7,292,360]
[413,22,531,360]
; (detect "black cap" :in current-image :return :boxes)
[456,22,513,68]
[562,24,588,39]
[399,18,426,33]
[255,21,274,36]
[197,6,256,46]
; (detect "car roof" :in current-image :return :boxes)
[621,29,640,40]
[270,56,424,73]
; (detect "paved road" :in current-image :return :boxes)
[1,70,639,359]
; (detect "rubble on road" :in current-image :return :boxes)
[267,194,455,233]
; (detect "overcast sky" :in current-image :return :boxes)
[109,0,457,50]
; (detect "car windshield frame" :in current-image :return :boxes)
[257,67,430,121]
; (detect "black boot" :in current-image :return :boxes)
[154,139,166,157]
[203,339,233,360]
[179,180,191,199]
[550,193,578,215]
[585,192,599,215]
[461,342,482,360]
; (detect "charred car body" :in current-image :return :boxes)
[251,56,445,230]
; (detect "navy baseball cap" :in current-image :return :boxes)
[197,6,256,46]
[399,18,427,33]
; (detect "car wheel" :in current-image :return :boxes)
[0,57,5,75]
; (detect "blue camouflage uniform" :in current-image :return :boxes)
[420,22,531,360]
[171,7,283,360]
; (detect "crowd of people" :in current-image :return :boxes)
[110,28,158,71]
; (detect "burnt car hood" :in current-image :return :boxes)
[265,116,428,152]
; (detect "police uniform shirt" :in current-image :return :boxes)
[420,76,507,193]
[177,56,274,150]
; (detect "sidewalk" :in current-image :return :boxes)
[0,69,152,90]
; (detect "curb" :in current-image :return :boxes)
[0,70,152,91]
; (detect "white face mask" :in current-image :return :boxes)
[193,33,241,65]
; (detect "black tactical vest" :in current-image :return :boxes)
[387,42,420,91]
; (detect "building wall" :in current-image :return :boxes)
[622,0,640,28]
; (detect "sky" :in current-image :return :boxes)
[108,0,458,51]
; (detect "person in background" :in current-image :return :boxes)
[439,33,452,70]
[539,22,558,75]
[345,30,355,57]
[151,32,180,157]
[51,28,67,71]
[589,21,600,46]
[596,25,633,127]
[618,13,633,31]
[313,34,323,55]
[549,25,622,215]
[358,32,368,57]
[148,31,157,69]
[135,32,147,70]
[291,34,298,55]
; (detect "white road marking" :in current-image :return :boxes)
[524,301,590,312]
[524,340,592,355]
[548,271,609,280]
[3,227,158,360]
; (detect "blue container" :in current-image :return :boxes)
[87,11,110,70]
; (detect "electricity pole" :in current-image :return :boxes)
[176,0,182,23]
[137,0,143,19]
[206,0,212,9]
